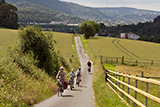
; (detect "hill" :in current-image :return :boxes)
[98,7,160,23]
[6,0,160,24]
[6,0,83,23]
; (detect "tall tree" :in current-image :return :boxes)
[79,20,100,39]
[0,0,18,29]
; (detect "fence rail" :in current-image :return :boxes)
[103,56,160,66]
[101,56,160,107]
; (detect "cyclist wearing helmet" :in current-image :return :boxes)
[56,67,66,81]
[76,67,82,82]
[56,67,66,92]
[67,69,76,89]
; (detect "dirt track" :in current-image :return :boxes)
[34,37,95,107]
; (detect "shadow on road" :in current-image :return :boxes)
[72,89,82,91]
[79,86,87,88]
[62,95,74,97]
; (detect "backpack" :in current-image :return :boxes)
[63,82,68,89]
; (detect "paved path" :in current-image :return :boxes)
[34,37,95,107]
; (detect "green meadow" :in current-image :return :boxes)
[87,36,160,63]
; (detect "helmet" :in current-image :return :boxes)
[78,67,81,69]
[72,69,75,71]
[60,67,64,70]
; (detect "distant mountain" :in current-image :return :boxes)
[6,0,160,24]
[6,0,83,23]
[97,7,160,23]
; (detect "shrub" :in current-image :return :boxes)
[18,25,60,76]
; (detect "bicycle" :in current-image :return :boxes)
[68,77,73,90]
[76,76,81,87]
[57,79,64,97]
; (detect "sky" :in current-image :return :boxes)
[60,0,160,11]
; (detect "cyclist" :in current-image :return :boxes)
[56,67,66,92]
[76,67,82,83]
[87,61,92,72]
[67,69,76,89]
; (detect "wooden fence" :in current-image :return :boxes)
[103,56,160,66]
[101,56,160,107]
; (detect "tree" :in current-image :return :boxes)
[79,20,100,39]
[19,25,60,76]
[0,0,19,29]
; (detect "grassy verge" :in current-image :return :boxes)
[81,36,128,107]
[0,28,80,106]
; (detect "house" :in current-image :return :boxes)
[120,33,140,40]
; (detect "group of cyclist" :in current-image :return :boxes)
[56,60,92,92]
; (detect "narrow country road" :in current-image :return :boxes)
[34,37,95,107]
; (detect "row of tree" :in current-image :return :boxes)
[0,0,19,29]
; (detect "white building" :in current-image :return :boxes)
[120,33,140,40]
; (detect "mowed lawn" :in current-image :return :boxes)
[0,29,18,50]
[87,36,160,62]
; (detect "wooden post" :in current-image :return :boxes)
[142,72,144,77]
[111,58,113,64]
[151,61,153,66]
[134,75,138,107]
[106,57,108,63]
[116,58,118,64]
[145,77,149,107]
[119,72,121,87]
[122,56,124,64]
[122,73,125,98]
[127,74,131,103]
[136,60,138,65]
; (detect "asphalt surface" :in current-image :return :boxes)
[34,37,95,107]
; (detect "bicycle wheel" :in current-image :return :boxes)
[58,88,60,97]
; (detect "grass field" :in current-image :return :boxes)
[82,36,160,107]
[86,36,160,63]
[81,36,128,107]
[0,29,18,50]
[0,28,80,106]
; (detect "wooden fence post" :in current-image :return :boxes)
[127,74,131,103]
[151,61,153,66]
[142,72,144,77]
[119,72,121,87]
[122,56,124,64]
[136,60,138,65]
[116,58,118,64]
[106,57,108,63]
[122,73,125,98]
[145,77,149,107]
[134,75,138,107]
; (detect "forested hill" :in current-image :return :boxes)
[6,0,83,23]
[106,15,160,43]
[6,0,160,24]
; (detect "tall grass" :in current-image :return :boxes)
[0,49,57,107]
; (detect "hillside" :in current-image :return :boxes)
[6,0,83,23]
[98,7,160,23]
[6,0,160,24]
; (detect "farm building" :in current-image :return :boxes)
[120,33,140,40]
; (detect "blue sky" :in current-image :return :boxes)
[60,0,160,11]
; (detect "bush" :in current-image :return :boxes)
[18,25,60,76]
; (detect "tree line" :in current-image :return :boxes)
[0,0,19,29]
[105,15,160,43]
